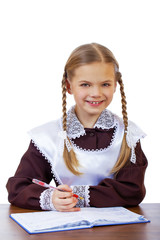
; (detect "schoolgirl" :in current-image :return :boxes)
[6,43,147,211]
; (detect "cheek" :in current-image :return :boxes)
[104,89,115,103]
[105,88,115,97]
[75,93,85,103]
[109,91,115,100]
[73,89,87,99]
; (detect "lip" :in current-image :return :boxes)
[86,100,104,107]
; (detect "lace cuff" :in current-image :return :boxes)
[71,185,90,208]
[40,188,56,210]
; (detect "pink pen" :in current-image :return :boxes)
[32,178,84,199]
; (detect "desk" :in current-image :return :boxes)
[0,203,159,240]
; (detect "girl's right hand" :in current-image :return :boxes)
[52,184,81,212]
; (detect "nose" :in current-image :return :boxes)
[90,86,101,98]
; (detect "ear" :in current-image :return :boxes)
[66,79,72,94]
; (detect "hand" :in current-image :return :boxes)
[52,184,81,212]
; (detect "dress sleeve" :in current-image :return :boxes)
[6,141,53,210]
[72,142,148,208]
[89,142,148,207]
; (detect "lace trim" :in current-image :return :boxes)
[71,185,90,207]
[130,147,136,164]
[31,140,62,185]
[66,107,86,139]
[70,125,118,153]
[126,121,146,149]
[65,106,115,139]
[40,188,56,210]
[125,121,146,164]
[94,109,115,129]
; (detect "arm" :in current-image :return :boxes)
[6,141,53,210]
[6,141,80,211]
[72,142,148,207]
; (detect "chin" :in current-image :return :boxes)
[86,108,103,116]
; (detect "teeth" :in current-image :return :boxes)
[90,101,101,104]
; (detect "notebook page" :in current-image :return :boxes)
[81,207,145,222]
[10,207,147,232]
[11,211,87,232]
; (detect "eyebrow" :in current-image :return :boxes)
[101,80,114,83]
[79,79,114,83]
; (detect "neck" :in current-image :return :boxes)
[74,107,100,128]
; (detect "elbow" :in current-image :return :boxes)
[6,177,24,207]
[6,180,17,205]
[127,185,146,206]
[136,186,146,205]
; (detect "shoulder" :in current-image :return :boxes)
[126,120,146,148]
[111,111,146,146]
[28,118,62,139]
[27,118,63,162]
[28,118,63,153]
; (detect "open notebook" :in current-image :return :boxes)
[10,207,150,234]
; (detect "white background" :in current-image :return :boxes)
[0,0,160,204]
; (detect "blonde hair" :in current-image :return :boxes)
[61,43,131,176]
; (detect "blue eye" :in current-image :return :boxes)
[81,83,90,87]
[103,83,109,87]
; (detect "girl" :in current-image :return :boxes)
[6,43,147,212]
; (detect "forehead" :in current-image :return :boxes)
[72,62,115,80]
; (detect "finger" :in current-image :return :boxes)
[55,190,73,199]
[57,200,80,211]
[53,193,78,208]
[55,197,78,211]
[57,197,78,206]
[57,184,72,192]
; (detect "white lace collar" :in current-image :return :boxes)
[66,106,116,139]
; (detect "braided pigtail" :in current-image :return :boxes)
[61,72,82,176]
[117,73,128,132]
[111,72,131,174]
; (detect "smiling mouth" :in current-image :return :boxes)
[87,100,104,105]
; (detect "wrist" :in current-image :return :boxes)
[71,185,90,207]
[40,188,56,211]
